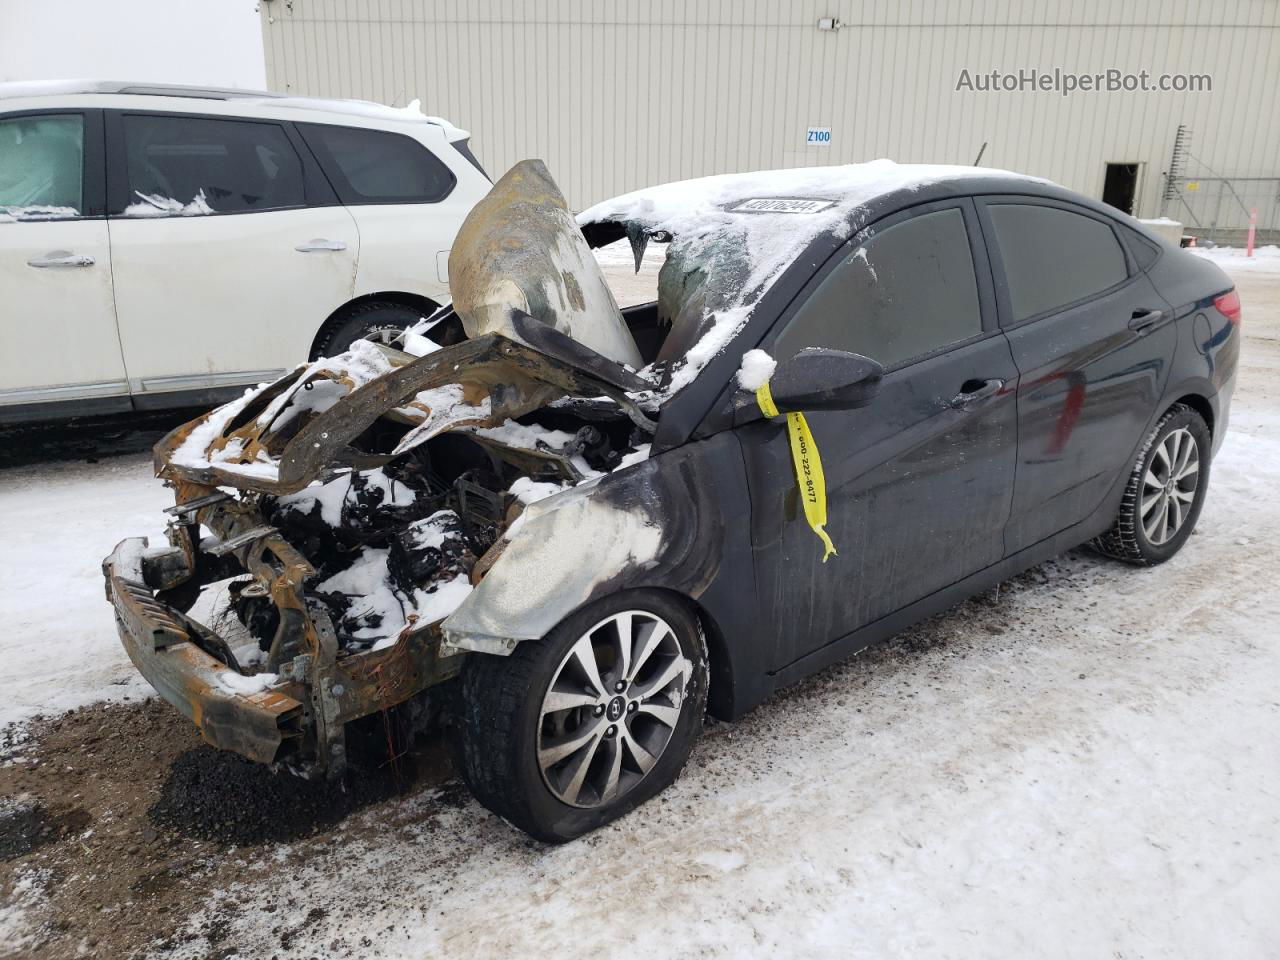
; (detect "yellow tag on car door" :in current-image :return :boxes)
[755,381,838,562]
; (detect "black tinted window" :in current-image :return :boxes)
[988,203,1128,321]
[774,207,983,369]
[1119,223,1161,271]
[298,123,455,203]
[121,114,304,214]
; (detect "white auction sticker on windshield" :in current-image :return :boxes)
[727,198,837,214]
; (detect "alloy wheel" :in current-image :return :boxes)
[1142,427,1200,545]
[360,324,407,347]
[537,610,691,808]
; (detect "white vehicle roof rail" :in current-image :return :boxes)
[0,79,282,101]
[0,80,469,140]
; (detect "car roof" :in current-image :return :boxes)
[0,80,470,141]
[578,161,1049,233]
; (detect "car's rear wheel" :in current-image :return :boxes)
[454,590,709,842]
[310,300,434,359]
[1091,403,1211,565]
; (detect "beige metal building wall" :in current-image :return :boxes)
[261,0,1279,220]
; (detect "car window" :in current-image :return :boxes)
[988,203,1128,322]
[0,114,83,219]
[1118,222,1161,271]
[773,207,983,369]
[297,123,455,204]
[120,114,305,215]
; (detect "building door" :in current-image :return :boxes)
[1102,163,1140,215]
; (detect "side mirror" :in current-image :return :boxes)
[764,347,883,413]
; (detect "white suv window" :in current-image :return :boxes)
[297,123,455,204]
[0,114,83,218]
[120,114,305,215]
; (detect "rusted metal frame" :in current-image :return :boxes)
[163,484,460,775]
[104,546,306,765]
[155,335,647,495]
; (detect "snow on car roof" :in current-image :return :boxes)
[579,159,1040,289]
[578,160,1044,396]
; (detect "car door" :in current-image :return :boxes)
[295,121,465,303]
[0,108,130,416]
[738,199,1020,670]
[104,111,360,401]
[977,197,1177,554]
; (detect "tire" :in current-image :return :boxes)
[1091,403,1211,565]
[310,301,434,359]
[454,590,710,842]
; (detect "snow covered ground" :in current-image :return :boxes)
[0,457,166,726]
[1192,243,1280,273]
[1,257,1278,959]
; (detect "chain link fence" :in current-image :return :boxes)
[1160,176,1279,247]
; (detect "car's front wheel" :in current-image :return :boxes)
[1091,403,1211,565]
[454,590,709,842]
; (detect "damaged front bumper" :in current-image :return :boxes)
[103,492,463,776]
[104,539,306,764]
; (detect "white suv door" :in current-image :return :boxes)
[105,111,359,399]
[0,110,130,415]
[294,121,465,303]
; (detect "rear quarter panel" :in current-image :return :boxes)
[1146,245,1239,452]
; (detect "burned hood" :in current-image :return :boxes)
[448,159,643,370]
[156,331,651,495]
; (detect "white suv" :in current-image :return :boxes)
[0,81,492,423]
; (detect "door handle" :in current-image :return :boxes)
[1128,308,1166,333]
[295,239,347,252]
[950,378,1004,408]
[27,252,95,268]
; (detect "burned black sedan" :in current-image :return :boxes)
[104,158,1239,841]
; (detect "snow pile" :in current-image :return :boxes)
[215,670,279,696]
[508,476,567,504]
[275,466,418,527]
[736,348,776,390]
[316,509,474,651]
[470,419,603,479]
[391,384,493,456]
[615,444,652,469]
[0,204,79,222]
[401,330,442,357]
[472,419,577,451]
[122,189,214,217]
[580,160,1040,396]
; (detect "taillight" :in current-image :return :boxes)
[1214,289,1242,326]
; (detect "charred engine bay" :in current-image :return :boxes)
[226,407,641,656]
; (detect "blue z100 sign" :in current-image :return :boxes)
[806,126,832,146]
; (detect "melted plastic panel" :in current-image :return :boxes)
[449,159,643,370]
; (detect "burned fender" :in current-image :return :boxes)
[441,443,726,654]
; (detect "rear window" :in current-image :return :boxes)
[988,203,1129,322]
[298,123,455,204]
[120,114,305,215]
